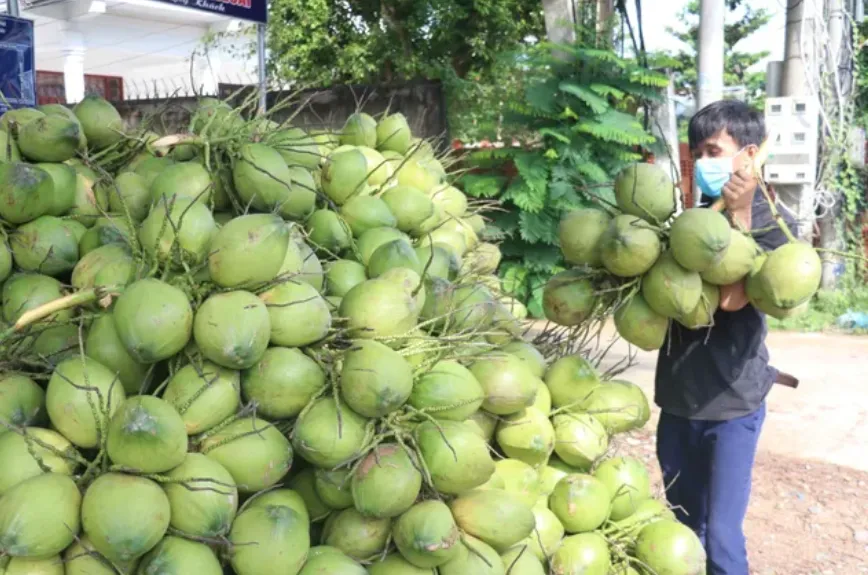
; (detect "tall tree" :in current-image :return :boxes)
[650,0,772,107]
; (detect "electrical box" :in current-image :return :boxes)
[763,96,819,185]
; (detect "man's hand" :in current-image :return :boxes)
[722,168,756,229]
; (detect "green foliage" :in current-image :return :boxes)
[648,0,771,109]
[462,42,666,317]
[264,0,545,141]
[768,287,868,334]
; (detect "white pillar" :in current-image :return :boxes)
[696,0,725,109]
[542,0,577,45]
[62,28,86,104]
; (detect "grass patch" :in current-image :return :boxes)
[767,287,868,334]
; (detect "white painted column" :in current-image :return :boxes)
[62,27,86,104]
[696,0,725,110]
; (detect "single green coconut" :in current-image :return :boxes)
[139,195,217,266]
[291,231,326,291]
[314,468,355,510]
[193,291,270,369]
[45,357,126,449]
[700,228,760,285]
[549,474,611,533]
[164,453,238,537]
[460,242,501,276]
[78,215,134,256]
[559,208,612,267]
[323,507,391,560]
[268,127,323,170]
[367,238,422,277]
[133,155,175,189]
[234,143,316,220]
[340,339,413,418]
[542,270,599,326]
[73,96,124,149]
[409,359,485,420]
[68,173,110,228]
[381,185,436,234]
[0,237,12,284]
[529,379,552,414]
[634,520,707,575]
[81,473,169,562]
[10,216,80,276]
[17,116,81,163]
[341,112,378,148]
[106,396,187,473]
[208,214,289,288]
[502,341,547,379]
[351,444,422,519]
[0,427,78,495]
[246,489,309,524]
[679,281,721,329]
[429,184,467,219]
[614,163,676,223]
[543,355,601,410]
[1,555,65,575]
[580,379,650,434]
[200,417,292,493]
[340,195,397,237]
[368,553,435,574]
[641,251,703,319]
[613,293,668,352]
[112,278,193,363]
[501,547,546,575]
[63,536,139,575]
[322,149,370,205]
[449,489,535,552]
[439,535,504,575]
[241,347,325,419]
[607,499,675,539]
[325,259,368,297]
[150,161,212,205]
[376,113,412,154]
[598,214,662,278]
[259,280,331,347]
[491,459,541,509]
[0,374,45,430]
[1,273,68,324]
[395,160,440,194]
[552,413,609,470]
[307,209,353,254]
[755,241,822,310]
[340,276,421,340]
[136,536,223,575]
[392,500,460,568]
[104,168,151,220]
[292,397,369,468]
[357,227,408,265]
[162,361,240,435]
[420,280,498,333]
[229,504,309,575]
[357,146,394,187]
[669,208,732,272]
[415,420,495,495]
[495,408,555,468]
[519,505,565,561]
[0,163,53,224]
[0,473,81,558]
[470,353,539,416]
[593,456,652,522]
[35,162,77,217]
[299,548,368,574]
[550,533,610,575]
[0,108,45,131]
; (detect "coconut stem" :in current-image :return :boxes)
[7,287,117,336]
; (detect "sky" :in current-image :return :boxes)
[626,0,789,68]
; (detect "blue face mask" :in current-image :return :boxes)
[694,156,733,199]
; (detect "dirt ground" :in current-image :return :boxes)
[597,328,868,574]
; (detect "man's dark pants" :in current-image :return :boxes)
[656,402,766,575]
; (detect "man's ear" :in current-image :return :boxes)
[732,144,758,173]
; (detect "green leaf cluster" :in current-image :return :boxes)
[462,42,665,317]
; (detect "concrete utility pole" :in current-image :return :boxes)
[6,0,20,17]
[780,0,819,242]
[696,0,725,110]
[597,0,615,40]
[542,0,577,44]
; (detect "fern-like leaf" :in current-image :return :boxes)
[559,81,610,115]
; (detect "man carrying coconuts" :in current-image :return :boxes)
[654,99,797,575]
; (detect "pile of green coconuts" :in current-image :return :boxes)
[0,95,706,575]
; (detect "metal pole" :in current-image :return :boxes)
[7,0,20,17]
[257,22,267,115]
[696,0,725,109]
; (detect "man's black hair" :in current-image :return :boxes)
[688,100,766,150]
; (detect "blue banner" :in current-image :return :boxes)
[0,15,35,113]
[150,0,267,24]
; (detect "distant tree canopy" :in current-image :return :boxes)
[266,0,544,86]
[649,0,772,107]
